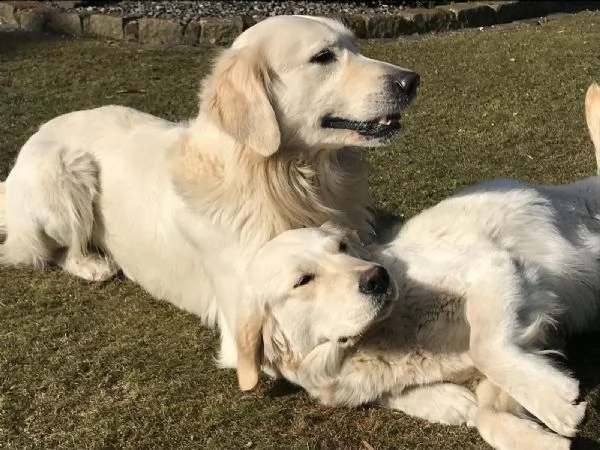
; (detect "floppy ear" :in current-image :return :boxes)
[320,221,362,244]
[585,82,600,174]
[320,221,346,234]
[235,307,264,391]
[297,341,345,388]
[200,47,280,157]
[321,221,372,259]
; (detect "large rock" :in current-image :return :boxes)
[200,17,243,45]
[0,2,19,28]
[88,14,123,40]
[438,3,497,28]
[183,21,201,46]
[488,1,565,23]
[17,8,48,32]
[51,1,83,8]
[46,11,83,36]
[366,15,411,39]
[398,8,456,33]
[139,18,184,45]
[123,19,138,42]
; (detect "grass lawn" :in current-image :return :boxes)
[1,11,600,450]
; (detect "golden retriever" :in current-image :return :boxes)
[0,15,419,367]
[235,84,600,450]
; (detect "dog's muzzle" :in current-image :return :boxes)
[320,69,420,141]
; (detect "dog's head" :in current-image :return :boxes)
[235,223,398,391]
[199,15,419,157]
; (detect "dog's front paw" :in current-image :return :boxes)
[62,254,119,282]
[476,407,573,450]
[521,375,586,437]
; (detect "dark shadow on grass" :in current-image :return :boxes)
[372,208,405,244]
[568,332,600,397]
[0,29,67,62]
[264,378,303,398]
[573,437,600,450]
[568,332,600,449]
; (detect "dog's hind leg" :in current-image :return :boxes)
[475,379,571,450]
[1,140,117,281]
[48,149,118,281]
[465,251,586,438]
[381,383,477,426]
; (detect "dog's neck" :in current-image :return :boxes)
[266,321,475,408]
[173,115,373,247]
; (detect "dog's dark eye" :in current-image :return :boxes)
[339,241,348,253]
[294,274,315,288]
[310,49,336,65]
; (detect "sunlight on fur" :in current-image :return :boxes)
[237,83,600,450]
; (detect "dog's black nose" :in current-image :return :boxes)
[393,70,420,96]
[359,266,390,296]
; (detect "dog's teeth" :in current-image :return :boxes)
[378,117,392,125]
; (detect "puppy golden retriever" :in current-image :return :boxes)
[0,15,419,367]
[235,84,600,450]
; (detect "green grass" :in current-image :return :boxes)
[1,12,600,449]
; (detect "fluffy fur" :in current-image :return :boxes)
[0,16,419,367]
[236,83,600,450]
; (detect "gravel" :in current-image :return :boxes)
[51,1,441,22]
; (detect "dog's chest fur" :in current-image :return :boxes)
[172,140,373,247]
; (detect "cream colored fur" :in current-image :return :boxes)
[0,16,418,367]
[0,182,5,240]
[236,83,600,450]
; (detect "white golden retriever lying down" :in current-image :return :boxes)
[0,16,419,367]
[234,84,600,450]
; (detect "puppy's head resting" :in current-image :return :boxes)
[236,223,398,391]
[199,15,419,157]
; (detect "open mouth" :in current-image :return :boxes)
[321,113,402,139]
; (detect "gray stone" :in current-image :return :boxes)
[123,19,138,42]
[0,2,19,28]
[183,21,201,46]
[200,17,243,45]
[439,3,497,28]
[51,1,81,8]
[366,15,412,39]
[88,14,123,40]
[46,11,83,36]
[398,8,456,33]
[18,9,47,32]
[488,1,566,23]
[139,18,184,45]
[2,0,582,47]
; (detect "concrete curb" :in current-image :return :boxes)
[0,1,598,46]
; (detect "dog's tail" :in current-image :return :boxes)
[585,82,600,174]
[0,182,6,243]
